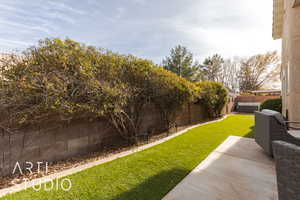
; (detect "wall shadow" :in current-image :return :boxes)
[112,168,189,200]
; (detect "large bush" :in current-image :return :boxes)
[196,81,228,118]
[0,38,198,142]
[260,98,282,113]
[0,39,125,127]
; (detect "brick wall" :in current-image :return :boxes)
[235,96,280,103]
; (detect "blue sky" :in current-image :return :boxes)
[0,0,281,63]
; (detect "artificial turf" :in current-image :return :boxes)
[2,114,254,200]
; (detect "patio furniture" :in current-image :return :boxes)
[237,102,260,113]
[273,141,300,200]
[254,109,300,156]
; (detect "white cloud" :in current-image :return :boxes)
[130,0,147,5]
[0,0,281,63]
[47,1,86,15]
[0,38,31,48]
[161,0,281,61]
[43,11,77,24]
[0,19,51,34]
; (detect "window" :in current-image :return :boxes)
[287,62,290,95]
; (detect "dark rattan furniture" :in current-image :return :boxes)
[254,109,300,156]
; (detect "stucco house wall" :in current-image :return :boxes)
[274,0,300,120]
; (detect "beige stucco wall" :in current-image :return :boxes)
[281,0,300,120]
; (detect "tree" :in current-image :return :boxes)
[162,45,201,82]
[196,81,228,118]
[201,54,224,81]
[238,51,280,93]
[219,58,241,93]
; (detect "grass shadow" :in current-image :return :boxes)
[244,125,255,138]
[112,169,189,200]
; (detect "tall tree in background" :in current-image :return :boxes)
[238,51,280,93]
[162,45,201,82]
[201,54,224,82]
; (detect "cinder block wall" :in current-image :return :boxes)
[0,102,209,177]
[0,120,116,176]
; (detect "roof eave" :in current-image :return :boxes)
[273,0,284,40]
[293,0,300,7]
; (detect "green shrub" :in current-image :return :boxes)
[0,39,126,128]
[149,68,200,130]
[0,38,198,142]
[196,81,228,118]
[260,98,282,113]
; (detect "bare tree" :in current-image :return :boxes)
[238,51,280,93]
[219,58,241,93]
[200,54,240,93]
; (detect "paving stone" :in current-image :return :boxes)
[163,136,278,200]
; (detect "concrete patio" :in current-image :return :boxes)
[163,136,278,200]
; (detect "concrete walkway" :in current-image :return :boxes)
[163,136,278,200]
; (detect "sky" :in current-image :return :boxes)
[0,0,281,64]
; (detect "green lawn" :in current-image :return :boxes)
[3,114,254,200]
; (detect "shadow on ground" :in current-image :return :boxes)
[244,126,255,138]
[112,169,188,200]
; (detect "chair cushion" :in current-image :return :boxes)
[287,130,300,140]
[261,109,285,125]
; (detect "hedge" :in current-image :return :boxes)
[0,38,229,142]
[260,98,282,113]
[196,81,228,118]
[0,38,199,142]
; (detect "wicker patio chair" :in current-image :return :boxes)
[254,109,300,156]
